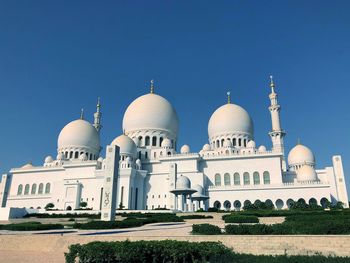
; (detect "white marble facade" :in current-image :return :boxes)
[0,77,348,213]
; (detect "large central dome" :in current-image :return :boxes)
[208,103,254,138]
[122,93,179,137]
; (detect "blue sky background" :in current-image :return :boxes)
[0,1,349,196]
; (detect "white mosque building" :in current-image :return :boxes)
[0,77,348,216]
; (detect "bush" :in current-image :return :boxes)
[207,207,218,212]
[192,224,222,235]
[79,201,88,208]
[65,240,350,263]
[44,203,54,210]
[24,213,100,219]
[0,222,64,231]
[180,215,213,220]
[224,215,259,224]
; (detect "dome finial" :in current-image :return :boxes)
[80,108,84,120]
[150,79,154,94]
[297,137,301,145]
[227,91,231,104]
[269,75,275,93]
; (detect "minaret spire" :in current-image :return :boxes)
[80,108,84,120]
[227,91,231,104]
[268,75,287,171]
[93,97,102,132]
[150,79,154,94]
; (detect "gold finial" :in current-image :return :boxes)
[227,91,231,104]
[150,79,154,94]
[96,97,101,112]
[80,108,84,120]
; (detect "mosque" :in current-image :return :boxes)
[0,77,348,216]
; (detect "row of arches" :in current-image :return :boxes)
[17,183,51,196]
[213,197,330,211]
[62,151,97,160]
[214,171,270,186]
[135,135,176,148]
[211,137,249,149]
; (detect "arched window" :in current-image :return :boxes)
[233,138,236,146]
[65,152,68,158]
[45,183,51,194]
[223,200,231,210]
[24,184,30,195]
[159,137,163,146]
[74,151,78,159]
[221,139,225,147]
[138,136,143,146]
[243,172,250,185]
[154,152,157,158]
[224,173,231,185]
[31,184,37,195]
[234,173,240,185]
[145,152,148,159]
[17,184,23,195]
[145,136,150,146]
[152,136,157,146]
[38,183,44,194]
[69,151,73,158]
[214,173,221,186]
[253,172,260,185]
[275,199,284,209]
[263,171,270,184]
[238,138,242,147]
[216,140,220,148]
[213,201,221,209]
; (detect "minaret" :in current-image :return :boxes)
[93,97,102,132]
[268,76,287,170]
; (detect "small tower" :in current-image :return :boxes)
[93,97,102,132]
[268,76,287,170]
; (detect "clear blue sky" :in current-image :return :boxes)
[0,1,349,196]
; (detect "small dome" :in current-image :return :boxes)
[202,144,211,151]
[176,176,191,189]
[288,144,315,167]
[132,137,140,147]
[21,162,34,169]
[58,119,100,152]
[97,157,104,162]
[192,184,204,195]
[79,153,87,161]
[125,156,132,163]
[258,145,267,153]
[247,140,256,148]
[136,159,142,167]
[111,134,137,157]
[297,165,317,182]
[44,156,53,164]
[161,138,172,148]
[208,103,254,139]
[180,144,190,154]
[56,153,64,160]
[223,140,232,148]
[122,93,179,137]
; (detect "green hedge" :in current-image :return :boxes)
[74,214,184,230]
[24,213,100,219]
[223,215,259,223]
[0,222,64,231]
[180,215,214,220]
[65,240,350,263]
[192,224,222,235]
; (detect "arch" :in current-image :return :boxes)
[153,152,157,158]
[145,152,148,159]
[253,172,260,185]
[275,199,284,209]
[152,136,157,146]
[138,136,143,146]
[216,140,220,148]
[24,184,30,195]
[243,139,247,147]
[69,151,73,158]
[263,171,270,184]
[89,153,93,160]
[223,200,231,211]
[38,183,44,194]
[287,198,295,208]
[238,138,242,147]
[31,184,37,195]
[297,198,306,204]
[213,201,221,209]
[254,199,262,207]
[66,206,72,211]
[309,198,317,206]
[138,151,141,159]
[243,200,252,208]
[45,183,51,194]
[233,200,242,211]
[17,184,23,195]
[243,172,250,185]
[320,197,330,208]
[265,199,274,209]
[233,138,236,146]
[224,173,231,185]
[65,152,68,158]
[167,151,171,156]
[233,173,240,185]
[159,137,163,147]
[145,136,150,146]
[221,139,225,147]
[214,173,221,186]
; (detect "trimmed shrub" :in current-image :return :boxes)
[192,224,222,235]
[224,215,259,224]
[24,213,100,219]
[0,222,64,231]
[180,215,213,220]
